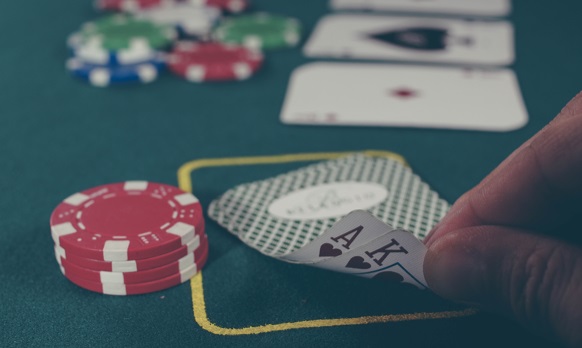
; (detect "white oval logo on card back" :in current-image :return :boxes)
[268,182,388,220]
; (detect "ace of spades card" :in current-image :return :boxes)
[208,154,449,289]
[330,0,511,17]
[303,14,515,66]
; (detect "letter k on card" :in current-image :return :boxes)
[313,229,429,289]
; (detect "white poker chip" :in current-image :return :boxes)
[134,3,221,37]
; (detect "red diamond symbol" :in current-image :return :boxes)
[391,88,418,99]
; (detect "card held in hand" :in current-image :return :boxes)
[208,153,448,289]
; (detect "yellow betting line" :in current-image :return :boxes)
[178,150,476,335]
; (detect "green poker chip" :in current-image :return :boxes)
[68,14,177,51]
[213,13,301,50]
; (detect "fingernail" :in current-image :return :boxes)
[424,246,486,303]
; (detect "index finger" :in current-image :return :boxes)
[426,91,582,245]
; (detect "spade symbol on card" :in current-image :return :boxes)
[345,256,372,269]
[368,27,450,51]
[319,243,343,257]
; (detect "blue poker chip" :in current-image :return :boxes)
[68,33,162,66]
[66,54,166,87]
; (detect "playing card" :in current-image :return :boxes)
[280,210,397,264]
[303,14,514,66]
[280,62,528,132]
[330,0,511,17]
[313,227,428,289]
[208,153,449,258]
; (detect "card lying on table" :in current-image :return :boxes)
[208,153,449,289]
[330,0,511,17]
[304,14,514,66]
[280,62,528,132]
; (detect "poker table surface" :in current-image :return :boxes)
[2,1,581,347]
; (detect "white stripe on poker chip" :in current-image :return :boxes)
[89,68,111,87]
[124,181,148,191]
[75,47,109,65]
[166,222,195,243]
[174,193,199,206]
[243,35,262,50]
[103,240,130,261]
[52,222,77,246]
[67,33,83,48]
[187,234,201,253]
[100,271,125,283]
[55,249,62,265]
[55,245,66,258]
[186,65,205,82]
[180,262,198,282]
[233,63,251,80]
[285,31,300,45]
[112,39,157,65]
[178,253,195,270]
[137,64,158,83]
[102,283,127,295]
[64,192,90,206]
[111,261,138,272]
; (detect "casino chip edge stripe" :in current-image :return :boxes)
[62,246,208,295]
[57,237,209,284]
[55,232,208,272]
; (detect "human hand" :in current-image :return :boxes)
[424,92,582,347]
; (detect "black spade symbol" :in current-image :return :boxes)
[368,27,449,51]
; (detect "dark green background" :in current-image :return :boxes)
[1,0,580,347]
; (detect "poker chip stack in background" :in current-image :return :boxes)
[65,0,302,87]
[50,181,208,295]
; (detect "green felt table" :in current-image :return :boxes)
[1,1,581,347]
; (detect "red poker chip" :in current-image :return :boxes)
[167,41,263,82]
[188,0,249,13]
[50,181,204,261]
[61,247,209,295]
[95,0,178,12]
[58,237,208,284]
[55,232,207,272]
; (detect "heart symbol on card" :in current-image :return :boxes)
[345,256,371,269]
[319,243,342,257]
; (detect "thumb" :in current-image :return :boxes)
[424,226,582,347]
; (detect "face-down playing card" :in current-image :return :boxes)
[330,0,511,17]
[208,154,448,287]
[280,62,528,132]
[303,14,514,66]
